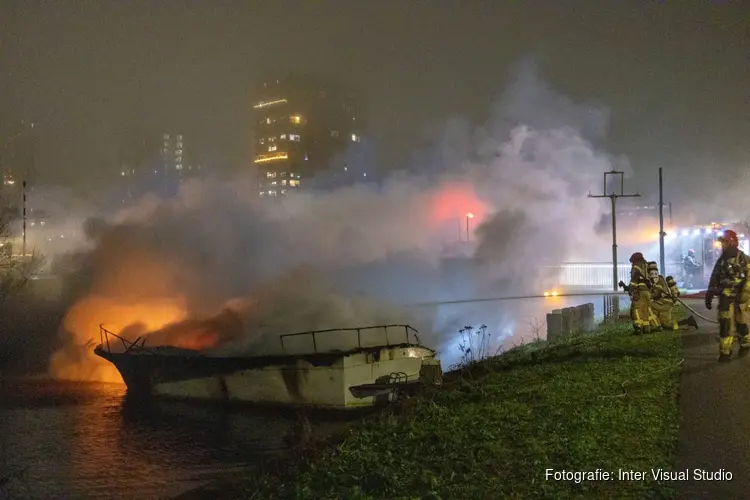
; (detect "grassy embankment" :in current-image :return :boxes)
[189,315,684,500]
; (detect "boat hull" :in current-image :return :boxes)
[95,344,441,409]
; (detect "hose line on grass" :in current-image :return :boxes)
[600,358,685,399]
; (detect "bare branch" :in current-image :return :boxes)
[0,215,44,303]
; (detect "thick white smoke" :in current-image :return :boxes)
[50,59,623,382]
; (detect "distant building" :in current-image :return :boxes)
[0,120,35,210]
[117,130,205,204]
[252,74,367,197]
[0,120,35,249]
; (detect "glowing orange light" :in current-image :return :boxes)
[552,291,558,297]
[427,183,489,225]
[49,296,188,383]
[290,115,302,124]
[544,292,550,297]
[254,153,289,163]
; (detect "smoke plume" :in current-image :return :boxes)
[49,59,621,382]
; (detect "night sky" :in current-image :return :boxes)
[1,1,747,199]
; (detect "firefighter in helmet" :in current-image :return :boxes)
[619,252,652,334]
[682,249,701,288]
[649,262,676,330]
[705,229,750,361]
[648,263,699,331]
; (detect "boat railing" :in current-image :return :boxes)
[98,324,156,355]
[279,324,421,354]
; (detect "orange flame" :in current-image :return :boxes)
[48,295,188,383]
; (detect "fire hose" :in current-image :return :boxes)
[676,298,719,324]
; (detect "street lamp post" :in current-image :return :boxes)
[466,213,474,242]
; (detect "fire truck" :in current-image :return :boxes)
[665,221,750,289]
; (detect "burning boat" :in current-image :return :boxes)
[94,324,442,409]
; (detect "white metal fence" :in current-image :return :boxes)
[543,263,632,289]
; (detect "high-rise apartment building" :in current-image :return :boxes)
[253,74,365,197]
[117,130,204,204]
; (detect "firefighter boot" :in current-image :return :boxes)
[718,319,733,362]
[678,316,699,330]
[736,323,750,358]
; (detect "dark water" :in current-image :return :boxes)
[0,378,329,500]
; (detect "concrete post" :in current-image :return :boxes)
[584,303,595,331]
[561,307,572,336]
[546,309,562,342]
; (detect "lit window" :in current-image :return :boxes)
[344,167,348,171]
[177,135,183,140]
[331,130,339,138]
[280,134,287,139]
[176,156,182,162]
[269,137,276,142]
[290,116,301,124]
[260,138,265,144]
[351,134,360,142]
[254,153,288,163]
[363,172,367,177]
[289,134,300,141]
[289,179,300,187]
[269,190,277,196]
[269,145,277,152]
[281,172,287,177]
[40,221,46,226]
[281,189,288,194]
[266,172,277,178]
[281,180,287,186]
[305,154,308,161]
[121,171,126,176]
[176,149,183,155]
[259,191,265,196]
[266,118,271,124]
[177,142,183,149]
[271,181,277,185]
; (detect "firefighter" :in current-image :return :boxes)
[664,275,699,330]
[705,229,750,361]
[619,252,652,334]
[648,265,699,331]
[682,249,701,288]
[648,262,676,330]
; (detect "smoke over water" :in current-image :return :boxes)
[49,60,619,382]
